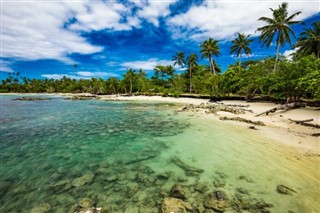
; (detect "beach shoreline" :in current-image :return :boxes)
[2,93,319,156]
[96,94,320,156]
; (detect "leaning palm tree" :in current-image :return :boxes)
[123,69,135,94]
[172,52,186,68]
[187,53,198,93]
[294,21,320,59]
[230,33,253,67]
[257,2,301,71]
[200,38,220,75]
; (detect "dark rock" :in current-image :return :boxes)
[170,183,187,200]
[13,97,50,101]
[204,191,230,212]
[276,184,296,195]
[248,126,258,130]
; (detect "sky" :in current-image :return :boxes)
[0,0,319,80]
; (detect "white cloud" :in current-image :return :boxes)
[1,1,141,65]
[1,2,103,64]
[120,58,174,70]
[76,71,118,77]
[168,0,319,41]
[41,74,81,80]
[0,60,14,73]
[68,2,139,31]
[136,0,178,27]
[42,71,118,80]
[283,49,297,60]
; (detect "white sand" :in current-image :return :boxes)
[97,95,320,156]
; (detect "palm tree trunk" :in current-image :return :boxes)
[210,56,215,75]
[130,79,132,94]
[274,32,281,72]
[239,54,242,68]
[189,65,192,93]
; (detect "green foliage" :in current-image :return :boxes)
[294,21,320,59]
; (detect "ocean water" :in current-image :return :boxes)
[0,95,319,213]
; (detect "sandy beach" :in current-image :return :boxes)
[94,94,320,156]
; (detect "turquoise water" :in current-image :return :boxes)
[0,95,319,212]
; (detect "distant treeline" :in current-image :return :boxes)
[1,55,319,101]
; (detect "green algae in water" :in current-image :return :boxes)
[0,95,319,212]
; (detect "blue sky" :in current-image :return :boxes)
[1,0,319,80]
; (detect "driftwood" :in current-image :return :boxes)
[219,116,265,126]
[256,102,305,117]
[288,118,320,129]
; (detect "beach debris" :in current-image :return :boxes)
[170,183,188,200]
[204,190,230,212]
[256,102,305,117]
[30,203,51,213]
[276,184,297,195]
[219,116,265,126]
[288,118,320,129]
[171,156,204,176]
[68,198,105,213]
[311,133,320,137]
[161,197,192,213]
[13,97,50,101]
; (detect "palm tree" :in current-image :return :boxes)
[187,53,198,93]
[257,2,301,71]
[200,38,220,75]
[123,69,135,94]
[172,52,186,68]
[230,33,253,67]
[294,21,320,59]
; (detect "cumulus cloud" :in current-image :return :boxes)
[120,58,174,70]
[68,1,139,31]
[1,1,141,65]
[136,0,178,27]
[168,0,319,41]
[1,2,103,63]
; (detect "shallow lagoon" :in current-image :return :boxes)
[0,95,319,212]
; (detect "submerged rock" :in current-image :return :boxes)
[30,203,51,213]
[72,173,94,187]
[171,156,204,176]
[161,197,192,213]
[204,191,230,212]
[69,198,105,213]
[13,97,50,101]
[170,183,187,200]
[276,184,296,195]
